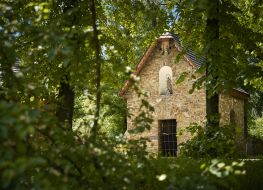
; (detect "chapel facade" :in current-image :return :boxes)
[120,33,249,156]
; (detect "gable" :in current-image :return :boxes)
[119,33,198,97]
[119,32,249,100]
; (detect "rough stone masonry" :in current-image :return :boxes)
[120,33,248,155]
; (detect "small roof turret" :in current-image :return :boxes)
[159,32,174,40]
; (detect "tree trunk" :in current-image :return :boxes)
[206,90,219,127]
[205,1,220,128]
[90,0,101,140]
[56,76,75,129]
[55,0,79,129]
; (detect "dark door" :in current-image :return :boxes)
[159,120,177,156]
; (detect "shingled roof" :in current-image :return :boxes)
[173,34,204,67]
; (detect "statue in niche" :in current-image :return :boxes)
[166,74,173,95]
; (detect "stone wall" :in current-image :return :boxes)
[125,39,206,153]
[219,94,245,150]
[219,94,244,127]
[124,39,245,154]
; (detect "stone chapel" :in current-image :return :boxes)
[119,33,249,156]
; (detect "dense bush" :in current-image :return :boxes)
[2,100,261,190]
[249,117,263,140]
[179,123,237,158]
[0,100,154,190]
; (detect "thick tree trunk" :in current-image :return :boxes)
[54,0,79,129]
[206,90,219,127]
[205,2,220,128]
[56,76,75,129]
[90,0,101,140]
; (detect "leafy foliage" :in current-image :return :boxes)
[179,123,237,158]
[1,0,263,189]
[1,101,248,190]
[249,117,263,140]
[166,0,263,94]
[247,91,263,140]
[0,100,155,190]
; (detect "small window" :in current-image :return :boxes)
[159,119,177,156]
[230,109,236,124]
[159,66,173,95]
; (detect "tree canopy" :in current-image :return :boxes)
[0,0,263,189]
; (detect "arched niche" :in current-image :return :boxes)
[159,66,173,95]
